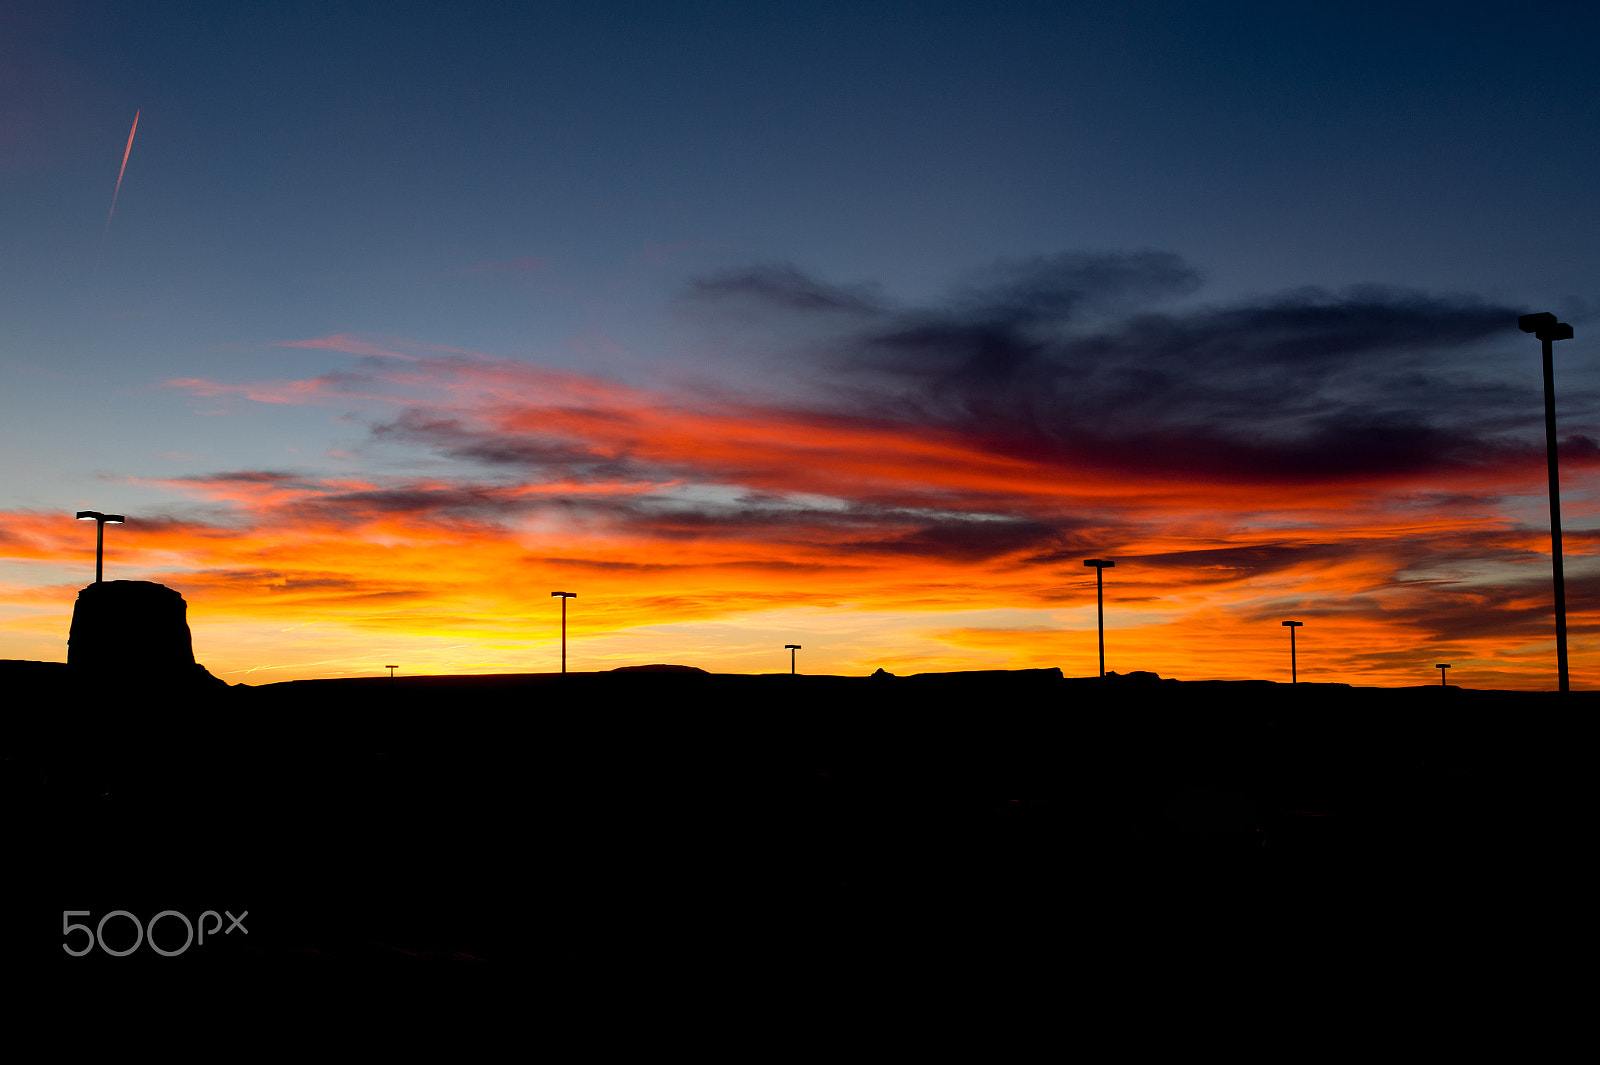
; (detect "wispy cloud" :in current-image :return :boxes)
[274,333,491,362]
[167,372,377,405]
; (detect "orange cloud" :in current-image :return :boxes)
[11,280,1598,691]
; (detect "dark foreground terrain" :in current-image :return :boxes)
[2,662,1587,999]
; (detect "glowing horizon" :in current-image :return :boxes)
[4,280,1595,690]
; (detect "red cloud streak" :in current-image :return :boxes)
[9,340,1588,687]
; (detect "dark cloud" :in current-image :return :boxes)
[691,256,1595,487]
[370,409,644,484]
[1119,542,1359,579]
[313,486,523,519]
[836,516,1062,562]
[687,263,886,316]
[946,250,1203,325]
[354,254,1596,494]
[527,557,679,572]
[1559,434,1600,462]
[183,470,305,486]
[171,457,1075,565]
[310,253,1599,560]
[583,497,1068,562]
[1359,571,1597,643]
[169,569,428,602]
[175,468,539,528]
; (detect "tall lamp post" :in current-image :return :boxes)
[76,511,125,583]
[1436,663,1450,687]
[1519,311,1575,692]
[1083,559,1115,677]
[1282,621,1303,684]
[785,644,801,675]
[551,592,576,673]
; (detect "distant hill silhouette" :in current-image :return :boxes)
[908,666,1064,682]
[4,660,1585,993]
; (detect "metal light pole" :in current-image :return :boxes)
[1083,560,1115,677]
[386,665,398,681]
[551,592,576,673]
[786,644,801,675]
[76,511,125,583]
[1519,312,1575,692]
[1436,663,1450,686]
[1282,620,1303,684]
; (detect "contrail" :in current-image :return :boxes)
[107,108,140,225]
[95,109,139,273]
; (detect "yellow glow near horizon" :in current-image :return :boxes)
[3,348,1593,690]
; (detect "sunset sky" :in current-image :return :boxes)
[3,2,1598,687]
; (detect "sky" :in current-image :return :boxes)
[3,0,1598,687]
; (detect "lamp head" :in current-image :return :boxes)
[1282,620,1303,627]
[105,515,125,524]
[1436,663,1449,669]
[76,511,101,521]
[1519,312,1574,341]
[551,591,576,598]
[785,644,801,650]
[1083,559,1114,568]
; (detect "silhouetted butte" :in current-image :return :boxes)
[67,580,224,691]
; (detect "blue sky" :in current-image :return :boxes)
[3,1,1599,683]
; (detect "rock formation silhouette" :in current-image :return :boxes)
[67,580,224,690]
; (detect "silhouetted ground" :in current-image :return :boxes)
[2,661,1585,1000]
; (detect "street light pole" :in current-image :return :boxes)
[1282,621,1303,684]
[1436,663,1450,686]
[786,644,801,675]
[1083,560,1115,677]
[551,592,576,673]
[75,511,125,583]
[1519,312,1575,692]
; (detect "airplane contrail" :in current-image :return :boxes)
[107,109,139,225]
[95,109,139,274]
